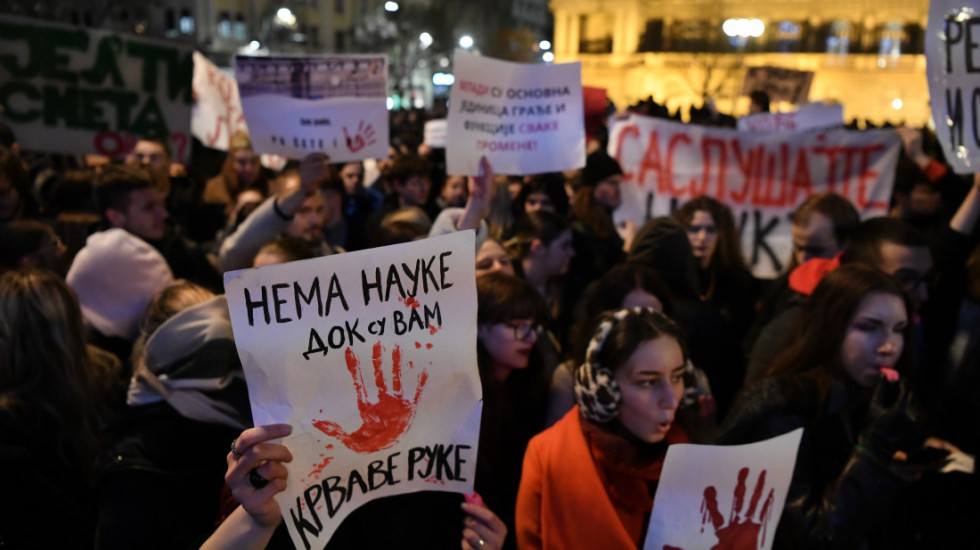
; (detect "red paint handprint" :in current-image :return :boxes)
[700,467,775,549]
[343,121,377,153]
[313,342,427,453]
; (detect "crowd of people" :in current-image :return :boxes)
[1,98,979,550]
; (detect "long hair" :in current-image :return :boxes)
[505,209,570,260]
[217,132,266,197]
[571,186,615,238]
[673,195,746,270]
[0,269,104,469]
[768,265,914,391]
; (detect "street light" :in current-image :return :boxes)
[420,32,433,49]
[384,1,399,12]
[274,7,297,28]
[723,18,764,41]
[459,35,474,49]
[543,52,554,62]
[539,40,551,51]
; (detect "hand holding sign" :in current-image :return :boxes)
[225,424,294,527]
[313,343,428,453]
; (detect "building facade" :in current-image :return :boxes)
[549,0,931,126]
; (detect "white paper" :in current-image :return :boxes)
[236,54,389,162]
[191,51,249,151]
[645,428,804,550]
[447,50,585,175]
[424,119,447,148]
[224,231,481,549]
[737,104,844,133]
[926,0,980,174]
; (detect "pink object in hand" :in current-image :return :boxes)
[880,368,900,382]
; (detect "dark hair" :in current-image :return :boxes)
[385,154,429,187]
[789,193,861,269]
[0,145,33,220]
[372,220,429,248]
[0,220,56,269]
[136,137,172,160]
[133,280,214,367]
[768,264,914,387]
[256,237,316,265]
[749,91,770,113]
[514,173,569,217]
[593,308,688,375]
[92,164,157,214]
[568,263,676,363]
[841,217,928,268]
[476,272,547,327]
[673,195,745,270]
[506,209,570,259]
[0,120,16,149]
[46,169,97,215]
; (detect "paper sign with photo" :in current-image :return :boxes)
[224,231,481,550]
[644,428,803,550]
[446,50,585,175]
[236,55,389,162]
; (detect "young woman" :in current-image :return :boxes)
[516,308,691,549]
[717,264,954,548]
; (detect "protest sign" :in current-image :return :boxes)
[224,231,481,549]
[0,15,193,162]
[424,119,447,148]
[236,55,389,162]
[584,86,608,140]
[926,0,980,174]
[741,66,814,105]
[609,116,900,278]
[645,428,803,550]
[446,49,585,175]
[192,51,248,151]
[737,103,844,133]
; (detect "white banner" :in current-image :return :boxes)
[225,231,481,549]
[236,55,389,162]
[645,429,803,550]
[737,103,844,133]
[192,51,248,151]
[609,116,901,278]
[0,15,193,162]
[926,0,980,175]
[447,50,585,175]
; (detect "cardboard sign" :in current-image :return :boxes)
[0,15,193,162]
[737,103,844,133]
[926,0,980,174]
[447,49,585,175]
[609,116,901,278]
[192,51,248,151]
[224,231,481,549]
[645,429,803,550]
[741,66,814,105]
[236,55,389,162]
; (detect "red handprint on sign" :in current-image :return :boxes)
[343,121,377,153]
[313,342,427,453]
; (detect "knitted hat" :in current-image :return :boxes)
[67,228,174,340]
[580,150,623,188]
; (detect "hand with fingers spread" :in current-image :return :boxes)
[225,424,294,527]
[680,467,775,550]
[313,342,428,453]
[343,121,377,153]
[461,492,507,550]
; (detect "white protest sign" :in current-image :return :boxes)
[737,103,844,133]
[609,116,900,278]
[447,49,585,175]
[424,119,447,148]
[224,231,481,550]
[741,66,814,105]
[236,55,389,162]
[0,15,193,162]
[645,428,803,550]
[192,51,248,151]
[926,0,980,174]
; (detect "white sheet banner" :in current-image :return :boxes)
[192,51,248,151]
[645,429,803,550]
[225,231,481,549]
[236,55,389,162]
[926,0,980,174]
[447,49,585,175]
[609,116,901,278]
[0,15,193,162]
[737,103,844,133]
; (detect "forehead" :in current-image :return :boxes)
[619,336,684,375]
[232,148,256,160]
[341,163,362,175]
[690,209,715,226]
[877,242,932,276]
[852,291,907,322]
[477,240,508,258]
[134,141,166,156]
[793,212,834,241]
[300,191,326,208]
[126,187,162,207]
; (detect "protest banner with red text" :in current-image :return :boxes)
[0,15,193,162]
[447,49,585,175]
[926,0,980,175]
[609,116,901,278]
[225,231,481,549]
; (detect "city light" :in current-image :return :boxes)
[892,98,904,110]
[249,40,261,50]
[384,2,399,12]
[274,7,296,28]
[539,40,552,51]
[543,52,555,62]
[459,35,474,49]
[420,32,433,48]
[432,72,456,86]
[723,18,765,38]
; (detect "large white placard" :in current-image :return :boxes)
[645,429,803,550]
[609,116,901,278]
[447,49,585,175]
[192,51,248,151]
[926,0,980,174]
[236,55,389,162]
[737,103,844,133]
[224,231,481,549]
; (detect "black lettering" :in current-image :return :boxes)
[323,476,346,518]
[361,267,382,305]
[947,87,965,149]
[244,286,270,326]
[272,283,292,323]
[345,319,366,345]
[968,18,980,73]
[434,444,456,481]
[304,328,328,360]
[294,277,322,320]
[400,260,421,297]
[947,18,964,73]
[387,451,401,486]
[423,302,442,328]
[393,310,407,335]
[454,445,471,481]
[367,457,394,490]
[327,326,346,348]
[439,251,453,289]
[290,493,321,550]
[420,255,438,293]
[326,273,349,313]
[385,265,406,301]
[752,211,782,272]
[345,469,368,502]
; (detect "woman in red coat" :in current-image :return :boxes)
[516,308,690,549]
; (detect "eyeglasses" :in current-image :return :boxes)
[502,321,542,342]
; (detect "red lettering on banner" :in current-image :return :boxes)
[730,140,755,204]
[790,148,813,204]
[700,137,728,199]
[615,124,640,182]
[857,144,887,209]
[666,133,691,197]
[638,130,664,192]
